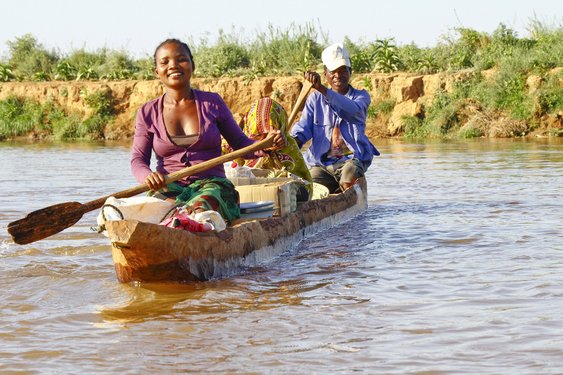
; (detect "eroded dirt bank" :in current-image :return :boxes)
[1,71,561,140]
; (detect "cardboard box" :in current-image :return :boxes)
[229,176,294,186]
[235,179,296,216]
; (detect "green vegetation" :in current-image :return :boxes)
[0,88,114,140]
[3,21,557,81]
[0,19,561,140]
[1,34,152,82]
[403,63,562,140]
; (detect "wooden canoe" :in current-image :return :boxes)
[105,177,368,283]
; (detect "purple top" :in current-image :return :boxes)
[131,90,257,185]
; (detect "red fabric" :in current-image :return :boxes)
[160,211,212,232]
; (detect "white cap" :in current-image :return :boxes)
[321,43,351,71]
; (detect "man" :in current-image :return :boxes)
[290,43,379,193]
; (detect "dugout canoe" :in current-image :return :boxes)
[105,177,367,283]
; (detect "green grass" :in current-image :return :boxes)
[372,98,396,115]
[0,96,43,139]
[0,90,115,140]
[537,71,563,115]
[403,115,430,139]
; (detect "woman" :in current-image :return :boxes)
[131,38,284,225]
[239,97,313,198]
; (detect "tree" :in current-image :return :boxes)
[7,34,58,80]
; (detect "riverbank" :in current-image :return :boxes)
[1,70,561,141]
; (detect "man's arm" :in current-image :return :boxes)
[326,89,371,124]
[289,94,316,148]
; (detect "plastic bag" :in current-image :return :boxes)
[95,196,176,236]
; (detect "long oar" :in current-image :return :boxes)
[7,136,275,245]
[287,79,312,128]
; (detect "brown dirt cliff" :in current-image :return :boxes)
[1,71,560,140]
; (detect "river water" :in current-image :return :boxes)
[0,139,562,374]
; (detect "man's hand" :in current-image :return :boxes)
[304,71,327,96]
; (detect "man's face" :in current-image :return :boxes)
[324,65,351,94]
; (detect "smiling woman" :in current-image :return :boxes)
[130,38,286,225]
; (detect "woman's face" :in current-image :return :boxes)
[154,42,193,88]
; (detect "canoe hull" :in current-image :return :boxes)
[106,178,367,283]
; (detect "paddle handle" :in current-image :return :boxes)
[80,136,275,212]
[287,80,313,128]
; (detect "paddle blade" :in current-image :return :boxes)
[7,202,85,245]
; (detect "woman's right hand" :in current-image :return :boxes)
[145,171,167,192]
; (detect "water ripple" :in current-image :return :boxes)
[0,139,562,373]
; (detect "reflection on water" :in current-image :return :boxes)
[1,138,562,373]
[100,278,308,324]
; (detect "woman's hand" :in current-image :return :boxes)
[266,129,286,150]
[145,171,167,191]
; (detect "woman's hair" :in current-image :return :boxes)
[153,38,195,71]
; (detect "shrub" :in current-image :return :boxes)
[248,22,325,75]
[0,92,114,140]
[372,39,401,73]
[0,64,16,82]
[6,34,58,80]
[398,44,437,74]
[51,113,82,139]
[537,71,563,115]
[134,57,155,80]
[78,114,106,139]
[0,96,39,138]
[194,31,250,77]
[423,90,464,134]
[2,21,561,80]
[403,115,429,139]
[84,88,114,117]
[367,105,377,120]
[489,72,533,120]
[97,50,137,80]
[440,27,489,70]
[457,123,484,139]
[359,76,373,91]
[372,98,396,115]
[527,20,563,72]
[54,60,76,81]
[346,38,374,73]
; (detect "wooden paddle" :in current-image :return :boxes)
[287,79,313,128]
[7,136,275,245]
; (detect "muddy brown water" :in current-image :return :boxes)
[1,138,562,374]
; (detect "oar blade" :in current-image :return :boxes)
[7,202,85,245]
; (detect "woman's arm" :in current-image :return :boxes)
[131,107,155,184]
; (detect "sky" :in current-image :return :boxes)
[2,0,561,59]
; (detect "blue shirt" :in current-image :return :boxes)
[290,86,379,168]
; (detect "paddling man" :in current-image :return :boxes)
[290,43,379,193]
